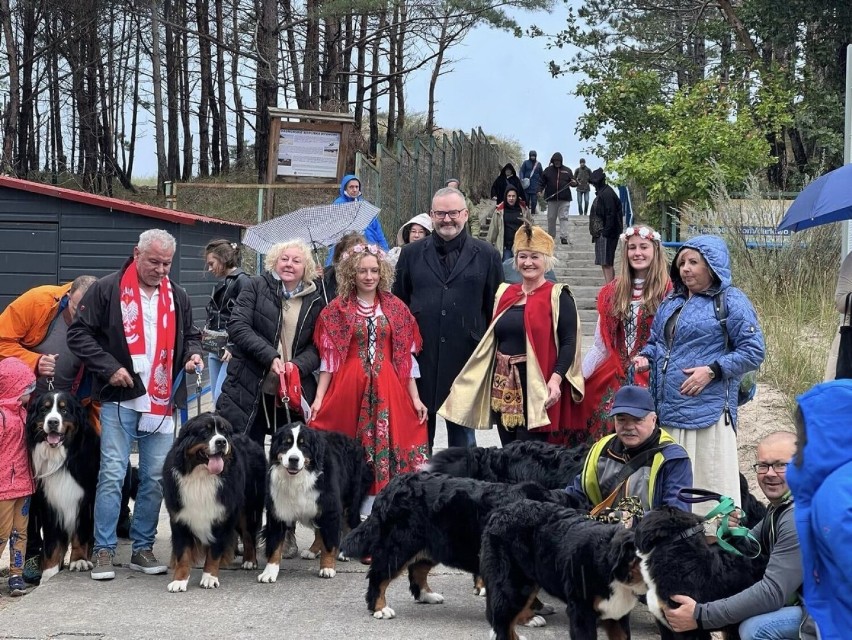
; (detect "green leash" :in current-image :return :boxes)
[677,489,763,558]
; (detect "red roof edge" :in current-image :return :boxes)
[0,176,247,228]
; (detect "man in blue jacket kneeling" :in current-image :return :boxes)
[565,385,693,514]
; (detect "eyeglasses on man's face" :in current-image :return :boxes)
[752,461,788,474]
[430,209,466,220]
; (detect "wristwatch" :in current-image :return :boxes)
[707,366,716,380]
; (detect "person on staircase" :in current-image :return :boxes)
[577,225,671,443]
[575,158,592,215]
[538,152,576,246]
[487,184,529,261]
[588,168,623,283]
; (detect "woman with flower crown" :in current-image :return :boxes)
[310,243,428,516]
[571,224,671,444]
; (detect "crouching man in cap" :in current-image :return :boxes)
[565,385,693,514]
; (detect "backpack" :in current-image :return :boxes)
[713,290,758,406]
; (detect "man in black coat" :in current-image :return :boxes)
[588,168,623,283]
[393,187,504,453]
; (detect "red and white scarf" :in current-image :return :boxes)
[120,262,177,433]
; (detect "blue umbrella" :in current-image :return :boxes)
[777,163,852,232]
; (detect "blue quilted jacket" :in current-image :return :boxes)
[640,235,765,430]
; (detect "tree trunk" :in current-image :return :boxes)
[0,0,20,172]
[164,0,180,180]
[353,13,368,131]
[368,11,386,154]
[196,0,211,177]
[150,0,168,192]
[231,0,245,166]
[386,3,399,147]
[127,30,141,180]
[215,0,229,173]
[426,15,450,135]
[16,0,38,176]
[282,0,304,109]
[180,26,193,180]
[255,0,278,181]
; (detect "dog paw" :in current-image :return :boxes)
[257,563,279,583]
[489,631,497,640]
[199,572,219,589]
[300,549,319,560]
[68,559,92,572]
[372,606,396,619]
[523,615,546,628]
[474,586,487,597]
[241,560,258,570]
[417,591,445,604]
[534,602,556,616]
[41,565,60,583]
[318,567,336,579]
[167,579,189,593]
[337,552,350,562]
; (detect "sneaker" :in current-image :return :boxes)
[129,549,167,575]
[91,549,115,581]
[8,576,27,596]
[22,556,41,585]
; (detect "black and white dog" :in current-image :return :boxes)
[162,413,266,592]
[258,422,372,582]
[634,507,768,640]
[27,391,100,582]
[341,472,579,621]
[480,500,645,640]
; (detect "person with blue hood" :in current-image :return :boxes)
[633,235,765,516]
[326,175,389,266]
[787,379,852,640]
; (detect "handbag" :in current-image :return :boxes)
[201,328,229,356]
[836,292,852,379]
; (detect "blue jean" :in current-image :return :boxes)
[93,403,173,554]
[426,412,476,455]
[739,606,804,640]
[577,190,590,214]
[207,352,228,403]
[525,190,537,213]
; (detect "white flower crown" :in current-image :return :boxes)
[619,226,661,243]
[341,243,386,261]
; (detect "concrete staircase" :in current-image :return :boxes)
[477,207,605,342]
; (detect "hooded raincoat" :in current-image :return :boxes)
[326,174,389,266]
[787,380,852,640]
[640,235,765,430]
[386,213,433,268]
[0,357,37,501]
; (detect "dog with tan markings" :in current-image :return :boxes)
[162,412,266,592]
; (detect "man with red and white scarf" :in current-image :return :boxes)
[68,229,202,581]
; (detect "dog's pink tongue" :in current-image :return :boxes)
[47,433,62,446]
[207,455,225,475]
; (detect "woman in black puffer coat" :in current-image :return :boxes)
[217,239,325,445]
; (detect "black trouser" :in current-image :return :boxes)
[426,412,476,456]
[496,420,549,447]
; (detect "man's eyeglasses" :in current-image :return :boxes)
[430,209,466,220]
[752,461,788,474]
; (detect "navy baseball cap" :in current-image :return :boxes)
[609,385,656,418]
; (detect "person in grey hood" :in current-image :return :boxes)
[665,431,817,639]
[633,235,764,516]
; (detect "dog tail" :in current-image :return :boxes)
[341,515,379,558]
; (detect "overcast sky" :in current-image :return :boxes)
[134,5,602,178]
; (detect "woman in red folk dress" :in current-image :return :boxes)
[310,243,428,516]
[578,224,671,442]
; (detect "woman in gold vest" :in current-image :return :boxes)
[439,223,584,444]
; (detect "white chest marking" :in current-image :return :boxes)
[173,466,226,544]
[33,442,83,535]
[269,465,320,527]
[596,579,641,620]
[637,550,670,628]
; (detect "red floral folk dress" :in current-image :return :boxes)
[312,294,428,496]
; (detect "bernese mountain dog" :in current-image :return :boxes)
[429,441,768,528]
[340,472,579,620]
[425,440,589,488]
[26,391,100,582]
[634,507,768,640]
[480,500,645,640]
[258,422,372,583]
[162,412,266,592]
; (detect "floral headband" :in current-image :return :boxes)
[341,243,386,261]
[620,226,661,243]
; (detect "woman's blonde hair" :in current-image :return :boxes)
[336,247,395,300]
[264,239,318,285]
[611,225,670,320]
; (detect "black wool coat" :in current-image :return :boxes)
[392,233,503,412]
[217,272,324,434]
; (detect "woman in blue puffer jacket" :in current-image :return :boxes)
[633,235,764,515]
